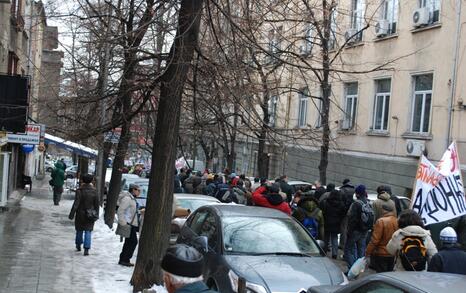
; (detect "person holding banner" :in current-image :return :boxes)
[387,210,437,271]
[428,227,466,274]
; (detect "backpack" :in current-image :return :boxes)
[357,200,374,231]
[301,208,320,238]
[399,236,428,271]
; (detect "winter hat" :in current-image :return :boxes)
[355,185,366,196]
[343,178,350,185]
[230,173,237,179]
[440,227,457,244]
[161,244,204,278]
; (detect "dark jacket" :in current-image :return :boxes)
[428,246,466,275]
[279,180,294,203]
[174,175,183,193]
[292,198,324,239]
[69,184,100,231]
[174,281,218,293]
[347,197,369,233]
[51,161,65,187]
[321,192,346,233]
[314,186,326,202]
[339,184,355,212]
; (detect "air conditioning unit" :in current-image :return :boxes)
[345,28,358,44]
[340,119,351,130]
[412,7,430,28]
[406,140,426,157]
[375,19,390,37]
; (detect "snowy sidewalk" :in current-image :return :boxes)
[0,178,134,293]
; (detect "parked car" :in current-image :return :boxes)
[177,205,347,293]
[65,165,78,179]
[288,180,313,192]
[45,160,54,173]
[308,272,466,293]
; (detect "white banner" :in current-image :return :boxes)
[411,142,466,225]
[6,124,40,145]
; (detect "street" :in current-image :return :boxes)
[0,178,134,293]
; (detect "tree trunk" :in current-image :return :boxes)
[104,116,131,227]
[131,0,204,291]
[257,128,268,178]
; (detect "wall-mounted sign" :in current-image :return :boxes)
[7,124,40,145]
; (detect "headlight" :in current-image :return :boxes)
[228,270,268,293]
[340,272,349,285]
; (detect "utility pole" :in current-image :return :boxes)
[95,2,112,203]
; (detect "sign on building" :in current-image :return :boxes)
[6,124,40,145]
[104,128,121,144]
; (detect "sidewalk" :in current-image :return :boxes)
[0,177,134,293]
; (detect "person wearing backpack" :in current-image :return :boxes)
[386,209,437,271]
[428,227,466,274]
[321,190,346,258]
[365,203,398,272]
[292,196,324,240]
[344,185,374,269]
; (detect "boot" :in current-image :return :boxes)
[76,245,81,252]
[84,249,89,256]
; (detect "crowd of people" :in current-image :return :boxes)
[175,168,466,275]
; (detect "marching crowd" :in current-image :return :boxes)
[175,167,466,275]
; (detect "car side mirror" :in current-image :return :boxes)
[193,235,208,253]
[316,240,325,251]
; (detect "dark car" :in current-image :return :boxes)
[177,205,347,293]
[308,271,466,293]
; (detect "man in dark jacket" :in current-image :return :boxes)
[278,175,294,203]
[339,179,355,249]
[51,161,66,205]
[344,184,373,269]
[162,244,218,293]
[68,174,100,256]
[174,169,183,193]
[321,190,346,258]
[428,227,466,274]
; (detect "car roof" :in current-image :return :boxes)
[378,272,466,292]
[174,193,220,202]
[288,180,312,185]
[205,204,290,219]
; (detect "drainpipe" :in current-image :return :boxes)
[446,0,462,149]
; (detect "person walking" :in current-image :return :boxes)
[386,210,437,271]
[428,227,466,274]
[344,185,374,269]
[365,203,398,272]
[252,183,291,215]
[339,179,355,249]
[278,175,293,203]
[50,161,65,205]
[162,244,218,293]
[68,174,99,256]
[116,184,142,266]
[321,190,346,259]
[292,196,325,240]
[373,186,397,222]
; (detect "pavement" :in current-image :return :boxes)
[0,176,134,293]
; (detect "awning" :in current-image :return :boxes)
[45,133,98,158]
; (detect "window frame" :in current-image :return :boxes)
[298,89,308,128]
[350,0,365,42]
[343,83,358,130]
[410,74,433,134]
[379,0,398,35]
[303,24,314,54]
[372,78,392,132]
[418,0,440,24]
[268,95,278,127]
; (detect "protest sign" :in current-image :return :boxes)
[411,142,466,225]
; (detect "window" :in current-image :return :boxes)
[372,79,391,131]
[343,83,358,130]
[268,96,278,127]
[350,0,365,42]
[329,8,337,50]
[411,74,433,133]
[7,52,19,75]
[268,27,282,62]
[380,0,398,34]
[302,24,313,54]
[298,89,308,128]
[419,0,440,24]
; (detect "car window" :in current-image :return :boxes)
[198,214,218,248]
[177,198,218,211]
[400,198,411,211]
[189,210,210,234]
[354,282,406,293]
[222,216,320,255]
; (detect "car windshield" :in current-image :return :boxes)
[177,198,218,212]
[222,216,320,255]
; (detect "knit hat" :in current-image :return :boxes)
[355,185,366,196]
[343,178,350,185]
[440,227,457,244]
[161,244,204,278]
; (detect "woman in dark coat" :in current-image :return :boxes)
[69,174,100,256]
[321,190,346,259]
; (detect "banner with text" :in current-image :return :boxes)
[411,142,466,226]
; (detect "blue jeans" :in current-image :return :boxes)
[76,230,92,249]
[324,231,339,257]
[344,230,367,269]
